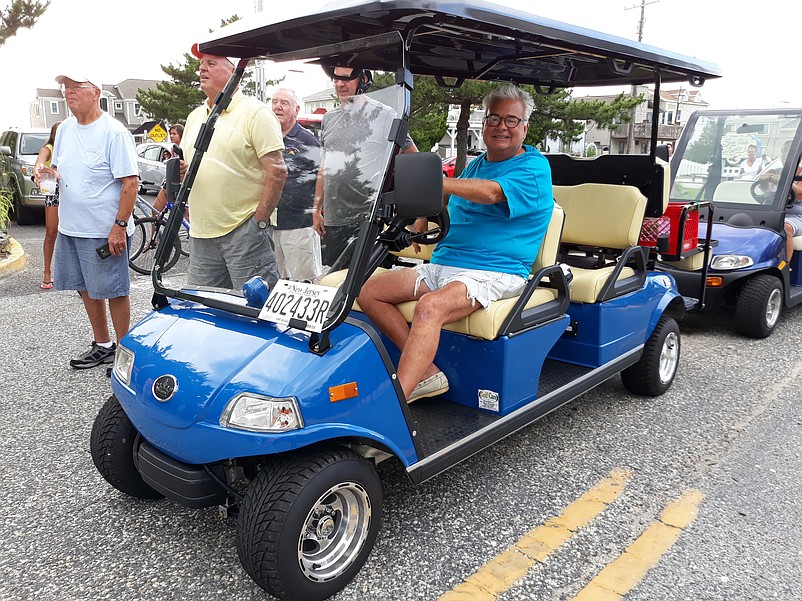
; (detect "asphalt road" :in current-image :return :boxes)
[1,221,800,601]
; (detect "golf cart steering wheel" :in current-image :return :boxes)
[750,179,775,204]
[415,205,450,245]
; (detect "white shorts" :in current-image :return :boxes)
[786,215,802,236]
[413,263,526,309]
[274,227,323,282]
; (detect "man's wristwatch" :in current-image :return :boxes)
[114,219,128,228]
[256,220,268,229]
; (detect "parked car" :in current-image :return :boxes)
[0,127,49,224]
[136,142,172,194]
[298,114,323,140]
[90,2,720,600]
[442,152,478,177]
[657,109,802,338]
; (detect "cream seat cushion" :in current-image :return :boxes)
[553,183,646,303]
[568,265,636,304]
[554,183,647,248]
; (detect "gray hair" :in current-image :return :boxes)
[274,87,301,109]
[483,84,534,121]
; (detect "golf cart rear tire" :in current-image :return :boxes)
[621,315,680,396]
[735,274,782,338]
[90,395,164,500]
[236,448,382,601]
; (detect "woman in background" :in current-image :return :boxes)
[34,121,61,290]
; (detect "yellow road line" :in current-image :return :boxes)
[572,489,705,601]
[438,468,632,601]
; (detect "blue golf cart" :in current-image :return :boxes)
[657,108,802,337]
[89,2,720,599]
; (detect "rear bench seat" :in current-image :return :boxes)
[554,183,647,303]
[320,204,566,340]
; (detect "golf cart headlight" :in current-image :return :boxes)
[221,393,303,432]
[710,254,754,270]
[113,344,135,385]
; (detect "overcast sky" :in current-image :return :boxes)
[1,0,797,129]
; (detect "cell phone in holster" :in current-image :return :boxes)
[96,241,111,259]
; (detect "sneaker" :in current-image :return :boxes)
[70,342,117,370]
[407,371,449,404]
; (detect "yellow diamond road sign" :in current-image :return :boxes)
[148,124,168,142]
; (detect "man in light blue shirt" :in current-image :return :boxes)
[39,73,139,371]
[358,84,553,403]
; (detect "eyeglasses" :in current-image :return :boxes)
[62,84,95,92]
[483,114,524,128]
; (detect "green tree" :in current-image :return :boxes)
[374,73,494,176]
[137,16,242,124]
[137,54,205,125]
[523,89,642,150]
[683,117,719,165]
[374,73,642,177]
[137,14,280,124]
[0,0,48,46]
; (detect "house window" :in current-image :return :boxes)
[100,97,108,112]
[666,111,674,125]
[134,103,142,116]
[50,101,59,114]
[115,101,123,110]
[618,142,625,154]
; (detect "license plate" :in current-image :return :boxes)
[258,280,337,333]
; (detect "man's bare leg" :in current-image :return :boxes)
[358,268,428,353]
[108,296,131,344]
[395,282,477,398]
[785,222,795,262]
[78,292,111,344]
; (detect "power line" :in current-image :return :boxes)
[625,0,659,42]
[623,0,659,152]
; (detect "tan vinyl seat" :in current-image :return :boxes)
[320,204,565,340]
[553,183,647,303]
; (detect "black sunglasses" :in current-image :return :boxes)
[330,70,362,81]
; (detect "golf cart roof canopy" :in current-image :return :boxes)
[199,0,721,88]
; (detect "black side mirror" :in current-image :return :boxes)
[165,157,181,202]
[655,144,671,162]
[392,152,443,218]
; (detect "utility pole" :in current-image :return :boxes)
[624,0,658,153]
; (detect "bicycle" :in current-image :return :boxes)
[129,195,190,275]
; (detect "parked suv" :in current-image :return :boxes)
[0,127,49,224]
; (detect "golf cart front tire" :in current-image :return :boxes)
[236,447,383,601]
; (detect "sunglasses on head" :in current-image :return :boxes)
[330,70,362,81]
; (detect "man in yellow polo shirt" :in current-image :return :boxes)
[181,44,287,290]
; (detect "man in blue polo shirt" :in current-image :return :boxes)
[271,88,323,282]
[358,84,553,404]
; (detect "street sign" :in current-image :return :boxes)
[148,124,168,142]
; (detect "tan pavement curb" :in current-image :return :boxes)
[0,237,27,277]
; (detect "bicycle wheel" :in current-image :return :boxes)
[128,218,148,265]
[128,217,181,275]
[178,223,190,257]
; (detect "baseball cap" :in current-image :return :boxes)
[190,43,239,66]
[55,74,102,89]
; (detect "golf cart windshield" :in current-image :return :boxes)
[670,110,802,211]
[152,0,721,339]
